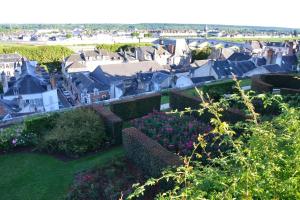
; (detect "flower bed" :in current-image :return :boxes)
[130,111,212,156]
[67,158,155,200]
[0,124,37,153]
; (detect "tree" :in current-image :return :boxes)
[191,47,212,62]
[66,33,72,39]
[131,32,140,37]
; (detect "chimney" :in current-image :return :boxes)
[275,52,283,66]
[50,76,56,89]
[1,71,8,93]
[266,49,274,65]
[14,69,20,80]
[288,41,294,56]
[135,49,138,60]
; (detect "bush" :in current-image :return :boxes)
[0,124,36,152]
[40,108,107,157]
[123,127,182,177]
[110,93,161,121]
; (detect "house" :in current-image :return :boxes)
[208,48,235,61]
[134,46,172,66]
[68,73,109,104]
[245,40,264,54]
[175,75,193,88]
[190,60,214,78]
[245,64,288,77]
[136,72,153,92]
[0,53,23,78]
[3,61,59,113]
[150,71,172,91]
[62,49,127,76]
[91,61,168,98]
[227,52,251,62]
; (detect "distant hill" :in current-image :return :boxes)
[0,23,299,33]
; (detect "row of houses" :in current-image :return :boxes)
[0,57,59,120]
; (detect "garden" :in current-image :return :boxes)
[1,77,300,200]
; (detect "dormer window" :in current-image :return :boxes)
[13,87,19,95]
[94,88,99,95]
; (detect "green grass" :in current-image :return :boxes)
[211,37,300,43]
[0,147,124,200]
[161,94,170,104]
[183,78,252,98]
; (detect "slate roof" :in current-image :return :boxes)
[262,64,287,73]
[212,60,256,78]
[4,61,49,96]
[0,53,22,63]
[5,74,47,96]
[151,71,170,84]
[66,61,88,70]
[65,54,84,63]
[98,61,168,77]
[228,53,251,62]
[71,73,109,93]
[256,57,267,66]
[190,59,210,68]
[191,76,215,84]
[137,72,153,83]
[281,55,298,71]
[265,42,286,47]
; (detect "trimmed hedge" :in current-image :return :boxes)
[90,105,123,145]
[251,74,300,94]
[24,113,59,137]
[110,93,161,121]
[170,90,246,124]
[123,127,182,177]
[202,80,236,100]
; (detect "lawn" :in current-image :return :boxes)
[0,147,124,200]
[183,78,252,98]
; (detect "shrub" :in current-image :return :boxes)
[110,93,161,121]
[40,108,107,157]
[0,124,36,152]
[129,81,300,200]
[123,127,182,177]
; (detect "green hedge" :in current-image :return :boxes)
[170,90,246,124]
[202,80,236,100]
[251,74,300,94]
[24,113,59,137]
[90,105,123,145]
[0,45,73,72]
[123,127,182,177]
[110,93,161,121]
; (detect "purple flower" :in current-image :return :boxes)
[12,139,17,146]
[185,140,194,149]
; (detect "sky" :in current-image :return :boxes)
[0,0,299,28]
